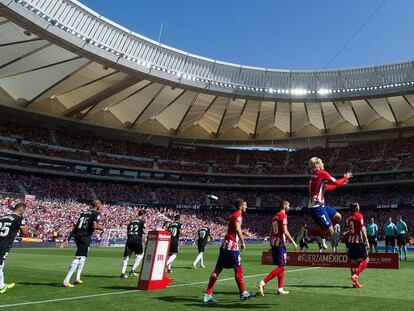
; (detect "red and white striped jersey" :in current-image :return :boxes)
[347,212,364,243]
[308,169,349,207]
[221,210,242,251]
[270,211,287,247]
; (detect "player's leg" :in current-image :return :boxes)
[204,249,227,303]
[0,257,14,295]
[167,240,178,272]
[74,237,90,284]
[193,252,203,269]
[350,244,369,288]
[258,246,287,296]
[75,256,87,283]
[130,241,143,276]
[385,237,389,253]
[131,254,143,275]
[63,256,80,287]
[307,207,335,249]
[120,244,131,278]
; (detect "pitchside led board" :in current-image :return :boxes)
[262,251,400,269]
[138,231,174,290]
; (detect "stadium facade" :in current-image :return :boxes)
[1,0,414,148]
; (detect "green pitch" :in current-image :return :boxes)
[0,244,412,310]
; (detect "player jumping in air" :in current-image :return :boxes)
[120,209,145,278]
[347,203,369,288]
[203,199,256,303]
[297,157,352,249]
[0,203,28,294]
[166,215,182,273]
[63,200,103,288]
[192,224,213,269]
[257,200,298,296]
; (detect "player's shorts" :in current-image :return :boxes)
[299,241,308,249]
[397,234,407,246]
[309,205,337,228]
[368,235,377,247]
[0,248,11,265]
[74,235,91,257]
[271,245,287,267]
[348,243,368,260]
[123,239,143,257]
[331,237,339,247]
[385,235,396,247]
[216,248,241,269]
[197,241,207,253]
[169,239,179,254]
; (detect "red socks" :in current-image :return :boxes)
[235,266,245,293]
[278,269,285,289]
[356,259,368,276]
[206,268,221,295]
[263,267,285,289]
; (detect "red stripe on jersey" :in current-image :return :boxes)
[221,210,242,251]
[347,212,364,243]
[270,211,287,247]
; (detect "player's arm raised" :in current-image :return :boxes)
[282,224,298,250]
[235,222,246,251]
[325,171,352,192]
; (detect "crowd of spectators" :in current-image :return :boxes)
[1,119,414,176]
[0,195,412,243]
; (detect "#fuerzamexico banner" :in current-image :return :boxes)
[261,251,399,269]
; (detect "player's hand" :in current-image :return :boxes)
[240,242,246,251]
[344,172,353,178]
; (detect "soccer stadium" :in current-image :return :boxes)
[0,0,413,310]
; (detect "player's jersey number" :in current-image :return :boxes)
[78,216,89,229]
[129,224,140,235]
[199,230,206,239]
[0,222,12,237]
[170,227,178,237]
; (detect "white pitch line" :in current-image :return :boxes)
[0,267,320,308]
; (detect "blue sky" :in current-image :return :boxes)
[80,0,414,70]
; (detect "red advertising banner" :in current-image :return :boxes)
[262,251,399,269]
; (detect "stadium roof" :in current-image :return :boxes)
[1,0,414,147]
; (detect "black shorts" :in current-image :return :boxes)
[169,239,179,254]
[348,243,368,260]
[123,239,143,257]
[385,236,395,247]
[198,241,207,253]
[75,236,91,257]
[0,248,11,265]
[368,236,377,247]
[397,235,407,246]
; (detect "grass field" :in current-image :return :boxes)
[0,244,412,310]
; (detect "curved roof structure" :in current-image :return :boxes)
[1,0,414,146]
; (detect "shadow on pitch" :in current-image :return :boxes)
[289,284,352,289]
[155,296,272,308]
[18,281,62,287]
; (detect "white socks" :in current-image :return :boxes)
[121,256,129,274]
[64,258,80,284]
[193,253,203,267]
[64,257,86,284]
[167,253,177,269]
[0,264,4,288]
[132,255,143,271]
[76,257,86,281]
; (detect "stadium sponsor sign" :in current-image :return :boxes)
[261,251,399,269]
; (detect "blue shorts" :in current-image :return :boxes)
[271,245,287,267]
[309,205,337,228]
[348,243,368,260]
[216,249,241,269]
